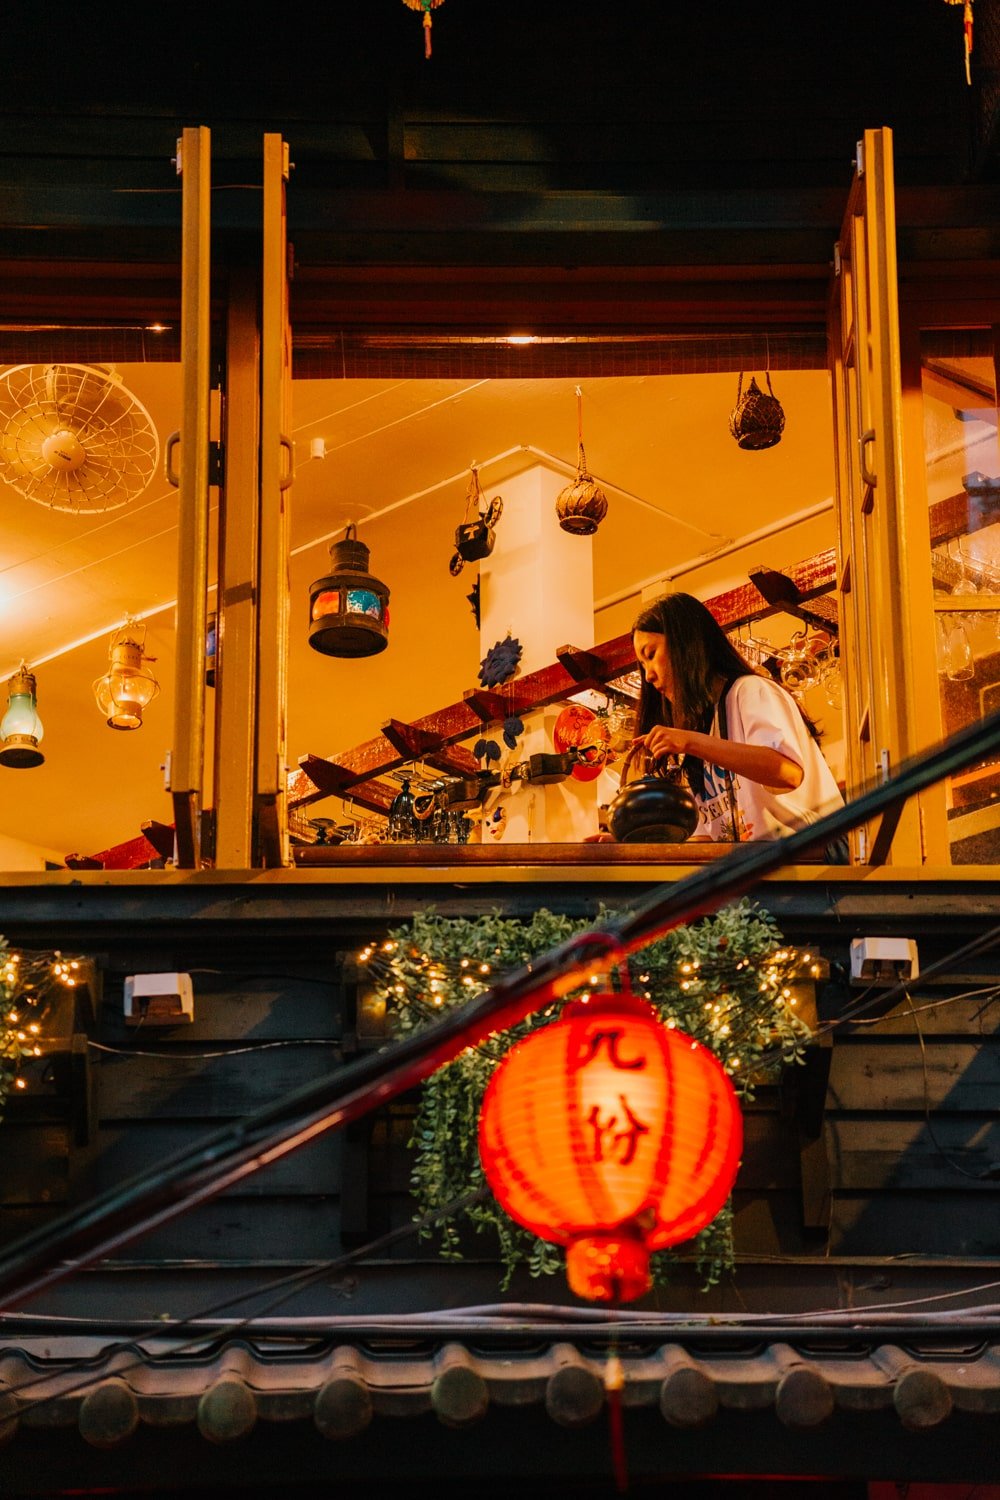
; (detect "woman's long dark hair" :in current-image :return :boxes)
[632,593,820,796]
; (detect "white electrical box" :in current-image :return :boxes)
[124,972,194,1024]
[849,938,918,985]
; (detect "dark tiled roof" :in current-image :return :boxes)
[2,1332,999,1448]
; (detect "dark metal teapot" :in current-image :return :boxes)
[607,745,699,844]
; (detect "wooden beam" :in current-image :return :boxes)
[139,821,176,862]
[381,717,448,759]
[423,745,479,777]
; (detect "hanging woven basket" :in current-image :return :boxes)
[729,372,786,451]
[555,441,609,535]
[555,385,609,536]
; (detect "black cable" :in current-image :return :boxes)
[88,1039,343,1060]
[1,1185,490,1420]
[904,986,996,1183]
[3,708,1000,1312]
[753,921,1000,1070]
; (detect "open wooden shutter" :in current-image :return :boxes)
[829,128,940,864]
[256,134,293,866]
[170,126,213,868]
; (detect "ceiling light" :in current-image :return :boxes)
[505,335,536,346]
[0,664,44,768]
[308,525,391,658]
[93,618,160,730]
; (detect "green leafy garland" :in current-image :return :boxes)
[0,939,81,1120]
[361,900,813,1290]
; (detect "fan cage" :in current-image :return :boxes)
[0,363,160,514]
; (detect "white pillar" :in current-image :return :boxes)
[477,464,603,843]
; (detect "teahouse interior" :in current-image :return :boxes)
[0,336,996,868]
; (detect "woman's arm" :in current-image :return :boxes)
[637,724,804,793]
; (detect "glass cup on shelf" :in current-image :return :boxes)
[940,616,975,682]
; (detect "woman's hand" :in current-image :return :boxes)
[635,726,688,760]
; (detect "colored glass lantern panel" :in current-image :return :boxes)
[344,588,383,621]
[311,589,342,622]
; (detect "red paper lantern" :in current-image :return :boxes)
[478,989,743,1303]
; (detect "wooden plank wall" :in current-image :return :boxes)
[824,951,1000,1257]
[2,935,1000,1277]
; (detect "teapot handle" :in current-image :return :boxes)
[619,741,682,786]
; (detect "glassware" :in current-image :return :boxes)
[944,618,975,682]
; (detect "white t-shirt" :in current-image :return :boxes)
[694,676,843,842]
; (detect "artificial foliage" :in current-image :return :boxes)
[360,900,813,1290]
[0,939,81,1119]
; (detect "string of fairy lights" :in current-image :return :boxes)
[356,932,823,1079]
[0,946,84,1101]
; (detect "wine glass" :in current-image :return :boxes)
[944,617,975,682]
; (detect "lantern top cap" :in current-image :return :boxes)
[7,662,36,695]
[562,988,657,1021]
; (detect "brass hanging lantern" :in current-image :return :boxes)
[308,524,390,658]
[555,386,609,536]
[729,372,786,450]
[0,663,44,768]
[93,619,160,730]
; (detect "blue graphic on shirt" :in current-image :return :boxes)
[697,761,752,841]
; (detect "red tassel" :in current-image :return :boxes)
[605,1354,628,1495]
[424,10,432,57]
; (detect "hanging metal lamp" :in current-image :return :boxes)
[308,524,391,658]
[0,663,45,768]
[93,618,160,730]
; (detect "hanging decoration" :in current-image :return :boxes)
[729,371,785,450]
[553,702,612,783]
[466,578,481,629]
[942,0,974,84]
[0,663,44,769]
[479,981,743,1302]
[449,466,503,576]
[473,736,503,764]
[478,634,522,688]
[502,714,524,750]
[308,524,391,658]
[92,617,160,730]
[402,0,445,58]
[365,903,814,1291]
[555,387,609,536]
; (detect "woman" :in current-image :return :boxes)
[631,592,843,844]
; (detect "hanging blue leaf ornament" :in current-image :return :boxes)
[402,0,444,57]
[478,635,522,689]
[503,715,524,750]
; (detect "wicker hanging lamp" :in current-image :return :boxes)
[729,371,786,451]
[555,386,609,536]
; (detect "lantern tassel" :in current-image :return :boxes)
[424,8,433,56]
[964,0,973,84]
[605,1351,629,1495]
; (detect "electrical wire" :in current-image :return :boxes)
[903,986,996,1183]
[752,922,1000,1069]
[0,1185,491,1421]
[87,1040,343,1061]
[844,983,1000,1026]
